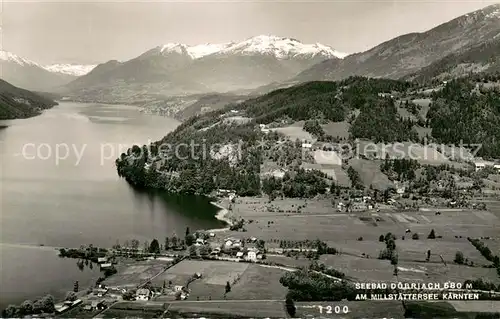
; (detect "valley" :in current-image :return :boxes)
[2,2,500,318]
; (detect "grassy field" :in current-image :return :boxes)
[100,302,165,319]
[395,237,493,265]
[103,259,169,288]
[152,260,250,300]
[321,121,350,140]
[320,254,395,281]
[271,124,315,142]
[295,301,405,319]
[226,265,289,300]
[166,301,287,318]
[349,159,394,190]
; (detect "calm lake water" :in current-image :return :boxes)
[0,102,223,309]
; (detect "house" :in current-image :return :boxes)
[302,142,312,149]
[90,301,106,311]
[136,288,151,301]
[474,160,496,172]
[196,238,206,245]
[94,288,108,297]
[217,189,236,197]
[247,251,257,261]
[259,124,270,134]
[97,257,108,264]
[224,240,233,248]
[174,285,184,292]
[494,164,500,173]
[236,251,244,258]
[100,263,112,269]
[475,162,487,171]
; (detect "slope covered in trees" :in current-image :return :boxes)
[427,78,500,158]
[115,77,421,197]
[0,79,58,120]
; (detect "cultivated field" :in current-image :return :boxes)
[314,150,342,166]
[166,300,287,318]
[349,159,394,190]
[153,260,249,300]
[103,259,169,288]
[321,121,350,140]
[226,264,289,300]
[271,124,315,142]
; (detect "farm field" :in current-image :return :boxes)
[295,301,405,319]
[321,121,350,140]
[166,300,287,318]
[265,255,314,269]
[448,300,500,313]
[319,254,395,282]
[100,302,165,319]
[349,159,394,190]
[226,265,289,300]
[394,238,493,265]
[152,260,249,300]
[271,124,315,142]
[103,259,169,288]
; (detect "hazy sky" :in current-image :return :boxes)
[2,0,499,64]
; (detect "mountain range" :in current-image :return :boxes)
[61,35,346,102]
[2,3,500,108]
[293,4,500,83]
[0,51,96,91]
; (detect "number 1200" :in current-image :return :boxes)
[318,305,349,314]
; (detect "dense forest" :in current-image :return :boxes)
[0,79,58,120]
[427,78,500,158]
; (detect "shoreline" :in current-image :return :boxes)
[206,200,234,233]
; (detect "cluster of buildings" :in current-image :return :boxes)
[219,237,263,262]
[474,160,500,172]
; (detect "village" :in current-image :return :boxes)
[49,177,500,318]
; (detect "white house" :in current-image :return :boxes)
[196,238,205,245]
[100,263,112,269]
[97,257,108,264]
[236,252,244,258]
[224,240,233,248]
[247,251,257,261]
[136,289,151,301]
[302,143,312,149]
[475,162,487,171]
[474,160,496,172]
[174,285,184,292]
[494,164,500,173]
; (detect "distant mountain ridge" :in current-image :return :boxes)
[293,4,500,83]
[0,50,95,91]
[0,79,58,120]
[62,35,346,100]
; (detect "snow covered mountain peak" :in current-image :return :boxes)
[43,64,97,76]
[160,43,189,55]
[219,35,348,59]
[156,35,346,60]
[0,50,41,67]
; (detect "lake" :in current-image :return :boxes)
[0,102,224,309]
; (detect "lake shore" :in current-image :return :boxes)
[206,200,235,232]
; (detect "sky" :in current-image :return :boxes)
[2,0,499,64]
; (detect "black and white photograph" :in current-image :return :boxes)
[1,0,500,318]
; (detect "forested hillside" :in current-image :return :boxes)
[0,79,58,120]
[427,78,500,158]
[116,77,422,196]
